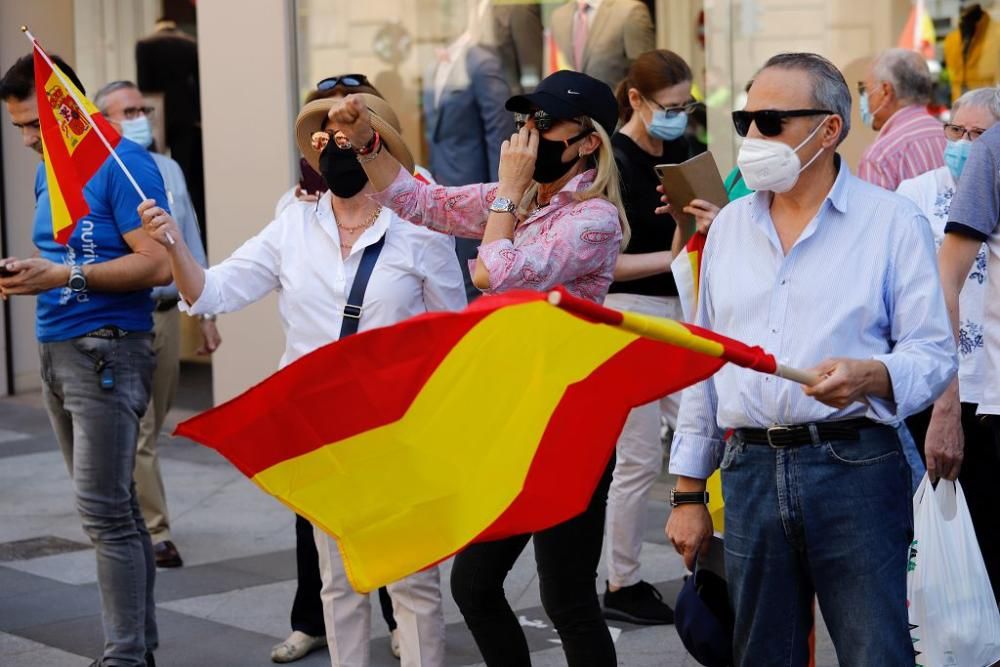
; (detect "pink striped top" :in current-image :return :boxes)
[857,105,946,191]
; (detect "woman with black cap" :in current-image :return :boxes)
[329,69,626,666]
[137,90,465,667]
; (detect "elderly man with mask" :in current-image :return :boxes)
[857,48,946,191]
[95,80,221,570]
[665,52,956,665]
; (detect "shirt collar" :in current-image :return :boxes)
[878,104,930,137]
[748,154,849,225]
[547,168,597,207]
[315,190,391,255]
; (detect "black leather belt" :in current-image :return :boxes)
[735,417,885,448]
[155,298,179,312]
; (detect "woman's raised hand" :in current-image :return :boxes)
[497,125,538,197]
[327,95,374,149]
[138,199,182,249]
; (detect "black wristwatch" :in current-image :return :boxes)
[68,265,87,292]
[670,489,710,507]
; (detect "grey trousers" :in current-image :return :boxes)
[40,333,158,666]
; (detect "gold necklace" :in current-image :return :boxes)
[336,206,382,233]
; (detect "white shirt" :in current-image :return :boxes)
[433,32,472,108]
[182,192,467,369]
[897,166,988,404]
[669,158,957,479]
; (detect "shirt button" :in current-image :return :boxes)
[780,279,787,285]
[771,328,778,333]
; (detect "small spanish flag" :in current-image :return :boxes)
[178,289,777,592]
[30,33,120,244]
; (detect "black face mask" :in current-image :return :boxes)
[319,141,369,198]
[532,128,594,184]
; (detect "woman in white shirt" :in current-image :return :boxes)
[138,92,465,667]
[895,86,1000,600]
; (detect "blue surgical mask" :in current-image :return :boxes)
[944,139,972,180]
[646,110,688,141]
[121,116,153,148]
[859,91,886,129]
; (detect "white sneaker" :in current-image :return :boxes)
[390,629,401,659]
[270,631,327,663]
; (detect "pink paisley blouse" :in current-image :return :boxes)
[370,166,622,303]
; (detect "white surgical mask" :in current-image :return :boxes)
[736,117,829,193]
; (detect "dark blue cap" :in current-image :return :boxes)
[674,565,734,666]
[505,69,618,136]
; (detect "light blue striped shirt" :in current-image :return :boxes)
[669,157,957,479]
[150,153,208,302]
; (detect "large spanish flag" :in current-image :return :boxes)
[177,289,777,592]
[30,33,120,244]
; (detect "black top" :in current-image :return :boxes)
[609,132,691,297]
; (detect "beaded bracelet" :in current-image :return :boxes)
[354,130,381,156]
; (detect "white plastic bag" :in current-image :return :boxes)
[908,473,1000,667]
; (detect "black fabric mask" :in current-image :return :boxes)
[319,142,369,198]
[532,129,593,184]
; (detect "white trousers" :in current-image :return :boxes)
[602,292,683,588]
[313,527,446,666]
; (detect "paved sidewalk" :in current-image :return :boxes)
[0,387,837,666]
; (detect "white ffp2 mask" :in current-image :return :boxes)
[736,117,830,193]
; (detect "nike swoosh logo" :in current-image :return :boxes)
[567,89,581,94]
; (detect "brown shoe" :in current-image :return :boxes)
[154,540,183,568]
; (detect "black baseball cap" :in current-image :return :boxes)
[505,70,618,136]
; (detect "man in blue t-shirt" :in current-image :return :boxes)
[1,54,171,667]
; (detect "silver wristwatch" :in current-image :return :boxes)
[68,265,87,292]
[488,196,517,215]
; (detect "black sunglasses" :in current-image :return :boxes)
[732,109,833,137]
[513,110,586,131]
[316,74,370,92]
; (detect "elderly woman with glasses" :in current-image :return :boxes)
[896,86,1000,603]
[138,80,465,667]
[329,69,627,666]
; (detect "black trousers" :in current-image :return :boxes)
[291,515,397,636]
[450,458,616,666]
[906,404,1000,604]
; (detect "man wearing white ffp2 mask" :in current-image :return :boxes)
[666,52,955,666]
[735,113,831,193]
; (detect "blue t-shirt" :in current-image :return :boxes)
[33,138,169,342]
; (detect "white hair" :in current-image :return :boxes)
[953,87,1000,121]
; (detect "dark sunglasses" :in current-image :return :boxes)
[316,74,370,92]
[513,110,585,131]
[732,109,833,137]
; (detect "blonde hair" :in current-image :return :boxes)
[519,118,631,249]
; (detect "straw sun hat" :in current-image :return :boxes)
[294,93,415,175]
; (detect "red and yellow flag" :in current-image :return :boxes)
[898,0,936,59]
[177,290,776,592]
[31,37,120,244]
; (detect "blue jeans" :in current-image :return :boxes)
[40,334,158,666]
[720,426,914,666]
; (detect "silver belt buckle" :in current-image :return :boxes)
[766,425,792,448]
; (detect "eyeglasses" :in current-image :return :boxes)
[944,123,987,142]
[316,74,371,92]
[732,109,833,137]
[647,98,704,118]
[513,110,585,131]
[120,106,154,120]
